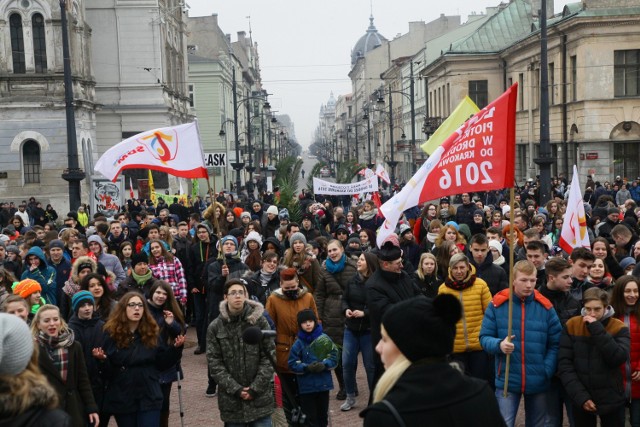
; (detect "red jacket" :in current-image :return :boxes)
[618,312,640,399]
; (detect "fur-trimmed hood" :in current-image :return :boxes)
[70,256,97,282]
[0,379,58,419]
[218,298,264,324]
[271,286,309,300]
[203,201,226,223]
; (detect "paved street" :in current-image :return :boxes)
[159,327,369,426]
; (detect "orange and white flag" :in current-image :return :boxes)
[558,165,590,254]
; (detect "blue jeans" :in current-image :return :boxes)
[225,415,273,427]
[342,328,375,395]
[631,399,640,427]
[114,410,160,427]
[495,390,547,427]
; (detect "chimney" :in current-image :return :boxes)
[237,31,246,45]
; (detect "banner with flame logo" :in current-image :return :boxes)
[558,165,590,254]
[95,122,208,182]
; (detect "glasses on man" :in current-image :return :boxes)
[227,290,245,297]
[127,302,144,308]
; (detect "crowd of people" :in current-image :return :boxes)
[2,173,640,426]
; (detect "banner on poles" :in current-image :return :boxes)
[313,176,378,195]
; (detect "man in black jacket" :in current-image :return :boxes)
[455,193,476,227]
[467,234,508,296]
[539,257,581,427]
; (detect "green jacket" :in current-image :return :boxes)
[207,299,275,423]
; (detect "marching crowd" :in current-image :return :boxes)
[1,173,640,426]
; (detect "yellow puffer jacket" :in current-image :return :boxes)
[438,264,491,353]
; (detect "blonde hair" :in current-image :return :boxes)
[416,253,438,280]
[30,305,71,338]
[373,352,412,403]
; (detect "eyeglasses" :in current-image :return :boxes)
[227,290,245,297]
[127,302,144,309]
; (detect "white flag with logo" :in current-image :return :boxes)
[558,165,590,254]
[375,164,391,184]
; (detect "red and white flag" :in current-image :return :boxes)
[375,164,391,185]
[558,165,590,254]
[129,177,135,199]
[376,84,518,247]
[95,122,208,182]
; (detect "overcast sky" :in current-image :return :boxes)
[188,0,575,148]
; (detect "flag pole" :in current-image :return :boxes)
[205,172,225,267]
[503,186,516,397]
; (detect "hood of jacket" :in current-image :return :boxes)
[218,298,264,324]
[71,255,97,282]
[202,201,226,223]
[25,246,47,270]
[261,237,283,255]
[0,378,59,419]
[271,286,309,300]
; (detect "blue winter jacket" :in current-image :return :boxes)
[288,326,338,395]
[21,246,57,305]
[480,289,561,395]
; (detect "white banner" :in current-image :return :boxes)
[313,177,378,195]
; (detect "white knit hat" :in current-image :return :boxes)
[0,313,34,376]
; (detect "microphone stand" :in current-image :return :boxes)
[258,340,306,426]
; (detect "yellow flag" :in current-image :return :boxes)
[148,170,157,205]
[421,96,480,155]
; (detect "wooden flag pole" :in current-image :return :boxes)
[205,172,225,267]
[503,186,516,397]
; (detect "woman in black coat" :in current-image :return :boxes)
[360,295,504,427]
[31,305,99,427]
[98,292,184,426]
[412,253,443,299]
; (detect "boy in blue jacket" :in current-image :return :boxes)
[288,309,338,427]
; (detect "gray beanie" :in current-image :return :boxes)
[0,313,34,376]
[290,232,307,247]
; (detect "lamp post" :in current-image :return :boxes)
[362,106,374,169]
[535,0,553,204]
[59,0,85,210]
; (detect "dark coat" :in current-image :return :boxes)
[37,340,98,426]
[341,272,371,333]
[558,313,630,415]
[67,315,107,409]
[360,360,505,427]
[537,285,581,327]
[0,381,71,427]
[48,257,71,309]
[455,202,477,227]
[411,272,442,299]
[102,331,183,415]
[116,274,158,300]
[247,269,281,306]
[468,254,509,296]
[187,238,218,292]
[315,258,357,345]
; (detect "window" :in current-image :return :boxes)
[23,140,41,184]
[518,73,524,110]
[188,84,194,108]
[10,14,25,74]
[614,50,640,97]
[32,13,47,73]
[570,56,577,101]
[469,80,488,109]
[549,62,555,105]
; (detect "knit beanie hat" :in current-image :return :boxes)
[399,224,411,236]
[289,232,307,247]
[297,308,317,326]
[382,294,461,362]
[347,236,361,246]
[131,252,149,266]
[377,234,402,261]
[266,205,279,215]
[196,222,212,235]
[240,211,252,220]
[0,313,34,376]
[71,290,95,313]
[220,235,238,249]
[488,239,503,255]
[49,239,65,250]
[12,279,42,299]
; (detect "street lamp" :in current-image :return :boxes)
[362,106,374,169]
[59,0,85,210]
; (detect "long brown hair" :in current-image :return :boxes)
[104,292,159,349]
[148,280,185,333]
[148,239,174,264]
[611,275,640,325]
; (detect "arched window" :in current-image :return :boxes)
[23,140,41,184]
[32,13,47,73]
[10,14,25,74]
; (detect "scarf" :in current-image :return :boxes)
[132,269,153,285]
[359,209,376,221]
[259,269,274,287]
[326,253,347,274]
[427,232,438,243]
[297,323,324,344]
[444,268,477,291]
[37,329,74,383]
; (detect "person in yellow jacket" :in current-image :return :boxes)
[438,253,492,382]
[77,205,89,228]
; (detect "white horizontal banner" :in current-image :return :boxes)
[313,176,378,195]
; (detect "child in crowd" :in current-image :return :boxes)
[12,278,45,322]
[0,294,30,323]
[288,309,338,427]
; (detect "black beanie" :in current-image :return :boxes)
[297,309,317,326]
[131,252,149,266]
[382,294,461,362]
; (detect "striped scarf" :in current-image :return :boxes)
[37,329,74,383]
